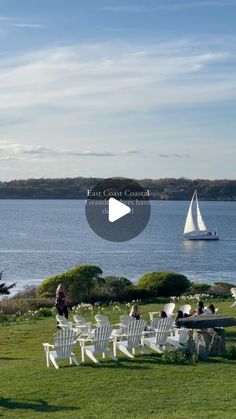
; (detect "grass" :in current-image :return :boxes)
[0,300,235,418]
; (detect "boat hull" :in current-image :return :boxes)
[184,234,219,241]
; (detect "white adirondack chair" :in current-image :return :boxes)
[167,328,189,349]
[118,315,136,333]
[179,304,191,315]
[150,316,174,331]
[73,315,92,336]
[94,314,110,327]
[43,329,79,369]
[79,325,117,364]
[56,315,73,329]
[163,303,175,317]
[143,329,171,353]
[145,316,174,353]
[113,319,147,359]
[230,287,236,307]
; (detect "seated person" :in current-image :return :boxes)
[175,310,184,327]
[129,304,140,320]
[207,303,215,314]
[195,301,205,316]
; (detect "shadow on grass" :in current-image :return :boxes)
[207,358,236,365]
[0,357,27,361]
[0,398,79,413]
[80,355,163,369]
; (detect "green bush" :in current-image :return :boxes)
[37,307,53,317]
[190,282,211,294]
[0,313,9,324]
[225,344,236,360]
[0,298,53,314]
[92,276,132,302]
[162,348,198,365]
[138,271,190,297]
[37,264,103,303]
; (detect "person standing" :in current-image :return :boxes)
[55,284,68,319]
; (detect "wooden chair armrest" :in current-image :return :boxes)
[42,343,54,351]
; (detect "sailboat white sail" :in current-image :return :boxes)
[183,190,219,240]
[184,192,196,235]
[196,191,207,232]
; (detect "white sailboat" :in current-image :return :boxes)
[184,190,219,240]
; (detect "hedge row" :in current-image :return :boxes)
[37,264,191,303]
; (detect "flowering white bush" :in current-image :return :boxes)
[170,294,212,302]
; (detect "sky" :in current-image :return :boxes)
[0,0,236,180]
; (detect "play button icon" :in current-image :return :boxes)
[108,198,131,223]
[85,177,151,242]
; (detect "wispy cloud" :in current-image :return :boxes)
[101,1,236,12]
[0,16,12,21]
[155,1,236,11]
[158,153,191,158]
[0,38,234,119]
[0,141,140,160]
[11,23,44,29]
[100,5,147,12]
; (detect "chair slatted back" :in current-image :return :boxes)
[54,329,75,358]
[74,315,87,325]
[178,328,189,344]
[119,315,136,333]
[151,316,174,332]
[155,330,171,346]
[163,303,175,316]
[95,314,110,327]
[126,320,146,349]
[94,325,112,352]
[120,315,135,325]
[56,315,70,327]
[179,304,192,315]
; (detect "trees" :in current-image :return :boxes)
[37,265,103,303]
[0,272,16,295]
[138,271,190,297]
[93,276,132,301]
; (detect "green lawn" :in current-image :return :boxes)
[0,301,236,419]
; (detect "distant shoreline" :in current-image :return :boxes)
[0,177,236,200]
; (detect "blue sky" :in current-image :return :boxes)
[0,0,236,180]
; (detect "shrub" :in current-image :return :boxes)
[138,271,190,297]
[13,285,37,299]
[162,348,198,365]
[37,264,103,303]
[0,313,9,324]
[209,282,235,297]
[92,276,132,302]
[123,286,149,302]
[190,282,211,294]
[225,344,236,360]
[37,307,52,317]
[0,298,53,314]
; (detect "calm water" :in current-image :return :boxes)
[0,200,236,291]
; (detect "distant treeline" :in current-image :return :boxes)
[0,177,236,200]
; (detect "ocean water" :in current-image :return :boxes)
[0,199,236,291]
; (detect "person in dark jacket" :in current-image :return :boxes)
[55,284,68,319]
